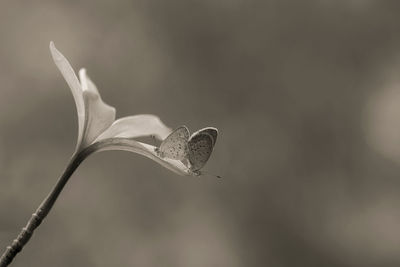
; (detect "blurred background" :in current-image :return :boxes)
[1,0,400,266]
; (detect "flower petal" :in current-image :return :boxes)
[50,41,85,148]
[79,69,116,148]
[91,138,192,176]
[95,115,172,142]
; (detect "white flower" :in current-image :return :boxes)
[50,42,192,176]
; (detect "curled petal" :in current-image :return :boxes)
[79,68,99,94]
[95,115,172,142]
[50,42,85,148]
[79,69,116,148]
[91,138,192,176]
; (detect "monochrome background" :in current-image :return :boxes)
[1,1,400,266]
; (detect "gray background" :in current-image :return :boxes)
[1,1,400,266]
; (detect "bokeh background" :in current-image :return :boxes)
[1,1,400,266]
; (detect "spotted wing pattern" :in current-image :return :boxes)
[196,127,218,146]
[188,127,218,171]
[158,126,189,160]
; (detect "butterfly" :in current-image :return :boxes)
[157,126,219,176]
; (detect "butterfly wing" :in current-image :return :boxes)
[196,127,218,146]
[158,126,189,160]
[188,127,218,171]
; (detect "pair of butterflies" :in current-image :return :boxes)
[156,126,218,176]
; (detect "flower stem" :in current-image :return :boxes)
[0,149,90,267]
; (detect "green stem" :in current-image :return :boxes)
[0,147,93,267]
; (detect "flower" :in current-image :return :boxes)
[50,42,192,176]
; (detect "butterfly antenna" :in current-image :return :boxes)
[201,170,222,179]
[150,134,157,146]
[151,135,161,155]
